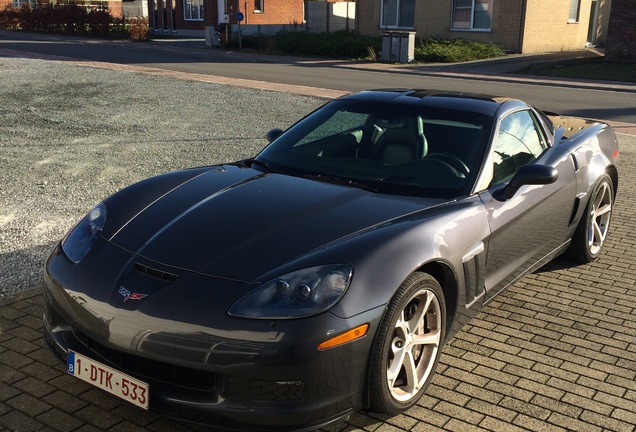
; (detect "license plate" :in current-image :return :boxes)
[67,350,149,409]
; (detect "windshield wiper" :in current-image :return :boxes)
[241,158,276,173]
[303,174,378,193]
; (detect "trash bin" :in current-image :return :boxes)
[381,31,415,63]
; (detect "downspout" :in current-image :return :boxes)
[166,0,173,33]
[157,0,164,32]
[517,0,527,53]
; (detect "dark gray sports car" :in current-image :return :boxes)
[43,90,619,431]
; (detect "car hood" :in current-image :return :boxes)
[107,165,445,282]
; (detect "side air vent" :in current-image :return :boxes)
[134,263,178,282]
[462,242,485,308]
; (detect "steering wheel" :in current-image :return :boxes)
[426,153,469,177]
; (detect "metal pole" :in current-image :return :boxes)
[237,0,243,49]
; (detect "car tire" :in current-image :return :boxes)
[368,272,446,414]
[566,173,614,263]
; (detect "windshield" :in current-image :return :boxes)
[257,99,493,199]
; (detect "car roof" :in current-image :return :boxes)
[340,89,529,117]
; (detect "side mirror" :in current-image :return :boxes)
[266,128,284,143]
[498,164,558,200]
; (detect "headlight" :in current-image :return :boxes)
[228,265,352,319]
[61,203,107,264]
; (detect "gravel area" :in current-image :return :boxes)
[0,56,324,296]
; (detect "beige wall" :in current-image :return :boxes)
[495,0,523,52]
[521,0,592,52]
[358,0,449,36]
[359,0,604,54]
[358,0,524,52]
[445,0,523,52]
[413,0,449,39]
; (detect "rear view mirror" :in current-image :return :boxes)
[498,164,558,200]
[267,128,284,143]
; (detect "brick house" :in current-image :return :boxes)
[357,0,613,53]
[148,0,304,34]
[605,0,635,62]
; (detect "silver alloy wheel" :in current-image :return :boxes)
[386,287,442,402]
[587,181,612,256]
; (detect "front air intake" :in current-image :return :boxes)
[133,262,178,282]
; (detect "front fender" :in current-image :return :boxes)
[321,195,490,320]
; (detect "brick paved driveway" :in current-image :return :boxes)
[1,141,635,431]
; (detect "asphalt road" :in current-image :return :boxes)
[1,30,635,124]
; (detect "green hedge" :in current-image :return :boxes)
[276,31,381,59]
[231,32,504,63]
[0,4,133,38]
[231,31,382,60]
[414,37,505,63]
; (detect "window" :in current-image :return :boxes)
[492,110,547,185]
[451,0,493,31]
[381,0,415,29]
[254,0,264,12]
[568,0,581,22]
[260,99,492,199]
[184,0,203,20]
[11,0,36,6]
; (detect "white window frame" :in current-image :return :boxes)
[254,0,264,13]
[568,0,581,23]
[183,0,204,21]
[11,0,36,7]
[451,0,493,32]
[381,0,415,30]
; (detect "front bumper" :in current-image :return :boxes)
[43,244,382,431]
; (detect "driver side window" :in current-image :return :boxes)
[492,110,547,185]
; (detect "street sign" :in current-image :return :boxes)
[237,12,244,22]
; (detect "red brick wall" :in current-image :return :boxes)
[605,0,636,62]
[178,0,303,30]
[235,0,303,26]
[108,1,122,18]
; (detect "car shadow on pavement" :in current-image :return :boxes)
[0,243,57,297]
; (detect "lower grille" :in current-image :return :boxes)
[74,331,217,392]
[250,380,305,401]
